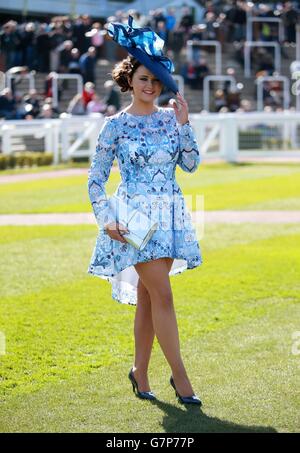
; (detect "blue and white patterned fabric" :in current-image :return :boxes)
[87,107,203,306]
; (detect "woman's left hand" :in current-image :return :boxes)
[171,92,189,125]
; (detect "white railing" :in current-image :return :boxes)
[0,115,101,165]
[190,111,300,161]
[6,71,36,92]
[255,75,290,111]
[244,41,281,78]
[1,112,300,164]
[246,17,285,43]
[60,115,99,162]
[0,118,60,161]
[51,73,84,109]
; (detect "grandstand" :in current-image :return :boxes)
[6,40,298,114]
[0,2,300,158]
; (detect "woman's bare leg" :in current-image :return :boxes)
[132,278,154,392]
[134,258,195,397]
[132,258,174,392]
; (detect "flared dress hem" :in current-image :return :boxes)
[87,253,203,306]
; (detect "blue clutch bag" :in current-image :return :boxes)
[107,194,158,251]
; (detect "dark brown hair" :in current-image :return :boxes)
[111,55,142,93]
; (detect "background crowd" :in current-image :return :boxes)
[0,1,299,120]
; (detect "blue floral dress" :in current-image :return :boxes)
[87,107,203,305]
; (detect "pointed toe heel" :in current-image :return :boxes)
[170,376,202,406]
[128,368,156,401]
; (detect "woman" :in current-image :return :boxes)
[87,16,203,405]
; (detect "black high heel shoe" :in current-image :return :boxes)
[128,368,156,400]
[170,376,202,406]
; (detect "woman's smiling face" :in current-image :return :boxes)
[129,65,163,102]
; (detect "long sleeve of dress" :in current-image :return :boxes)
[88,117,117,229]
[176,121,201,173]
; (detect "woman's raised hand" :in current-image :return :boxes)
[170,92,189,125]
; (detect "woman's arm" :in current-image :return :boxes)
[176,121,201,173]
[171,92,201,173]
[87,117,117,229]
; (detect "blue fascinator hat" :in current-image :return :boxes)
[106,15,179,94]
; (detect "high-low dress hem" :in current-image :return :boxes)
[87,253,203,306]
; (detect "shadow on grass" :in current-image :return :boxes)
[147,399,277,433]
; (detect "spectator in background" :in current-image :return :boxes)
[49,25,67,71]
[189,23,206,42]
[223,67,237,96]
[194,57,210,90]
[82,81,95,108]
[260,22,272,42]
[79,46,96,84]
[238,99,253,112]
[170,26,185,66]
[218,106,229,113]
[14,90,41,120]
[58,40,73,73]
[68,48,81,74]
[44,97,60,116]
[67,93,86,115]
[85,22,105,59]
[225,0,247,42]
[282,1,299,43]
[44,71,62,102]
[204,12,218,40]
[57,40,74,90]
[226,88,240,112]
[180,5,194,35]
[156,20,167,42]
[187,25,206,65]
[61,16,73,40]
[0,21,21,70]
[152,8,167,30]
[23,89,41,118]
[259,79,285,109]
[102,80,121,112]
[86,93,107,114]
[165,7,177,48]
[0,88,17,119]
[36,23,51,72]
[233,41,244,67]
[37,103,57,119]
[182,61,196,88]
[21,22,37,70]
[72,14,91,54]
[45,72,54,98]
[14,90,27,119]
[13,21,23,67]
[214,89,227,112]
[254,48,275,74]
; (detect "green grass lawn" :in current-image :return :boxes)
[1,162,300,214]
[0,162,299,432]
[0,222,299,432]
